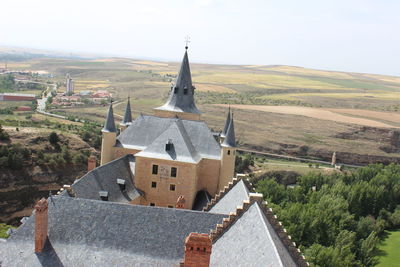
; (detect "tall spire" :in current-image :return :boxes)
[155,48,200,114]
[221,106,231,138]
[222,113,236,147]
[102,102,116,132]
[121,97,133,126]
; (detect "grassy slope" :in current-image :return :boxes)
[377,230,400,267]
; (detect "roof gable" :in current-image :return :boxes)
[208,179,249,214]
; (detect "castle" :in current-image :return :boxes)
[0,47,309,267]
[99,47,236,209]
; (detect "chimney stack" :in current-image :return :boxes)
[176,195,186,209]
[34,198,48,253]
[183,233,212,267]
[87,155,96,172]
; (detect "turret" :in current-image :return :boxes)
[218,111,236,191]
[154,47,201,121]
[220,106,231,140]
[100,102,116,165]
[120,97,133,132]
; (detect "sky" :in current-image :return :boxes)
[1,0,399,76]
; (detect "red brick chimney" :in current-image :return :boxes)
[183,233,212,267]
[87,155,96,172]
[176,195,186,209]
[34,198,48,253]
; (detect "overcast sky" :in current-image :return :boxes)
[1,0,399,76]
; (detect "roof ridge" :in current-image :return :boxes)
[209,191,309,267]
[174,119,200,160]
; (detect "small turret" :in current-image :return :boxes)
[220,106,231,139]
[218,112,236,191]
[100,102,117,165]
[120,97,133,131]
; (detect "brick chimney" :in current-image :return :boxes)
[34,198,48,253]
[183,233,212,267]
[87,155,97,172]
[176,195,186,209]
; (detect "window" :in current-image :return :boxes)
[170,184,176,191]
[152,164,158,175]
[184,88,188,95]
[171,167,177,177]
[227,150,231,155]
[151,181,157,188]
[150,203,155,206]
[174,87,178,94]
[168,205,173,208]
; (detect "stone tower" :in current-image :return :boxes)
[218,110,236,190]
[100,102,116,165]
[66,73,74,95]
[154,47,201,121]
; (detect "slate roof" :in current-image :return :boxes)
[121,97,133,126]
[1,196,225,266]
[221,107,231,138]
[222,113,236,147]
[155,49,200,114]
[71,154,141,203]
[135,120,201,163]
[210,201,297,267]
[209,179,249,214]
[117,115,222,160]
[102,102,116,132]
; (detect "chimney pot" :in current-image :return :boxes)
[183,233,212,267]
[176,195,186,209]
[34,198,48,253]
[87,155,97,172]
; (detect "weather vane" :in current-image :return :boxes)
[185,35,191,50]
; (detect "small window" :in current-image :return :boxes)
[170,184,176,191]
[151,181,157,188]
[184,88,188,95]
[152,164,158,174]
[227,150,231,155]
[171,167,177,177]
[197,247,200,251]
[174,87,178,94]
[203,248,206,252]
[168,205,173,208]
[150,203,155,206]
[166,143,172,151]
[190,247,194,251]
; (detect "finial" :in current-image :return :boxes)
[185,35,191,50]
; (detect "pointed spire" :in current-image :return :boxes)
[221,106,231,138]
[102,102,116,132]
[121,97,133,126]
[155,48,200,114]
[222,112,236,147]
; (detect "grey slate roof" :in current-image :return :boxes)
[72,154,141,203]
[221,106,231,138]
[209,179,249,214]
[222,113,236,147]
[121,97,133,126]
[117,115,221,160]
[135,120,201,163]
[102,102,116,132]
[155,49,200,114]
[210,202,297,267]
[1,196,225,266]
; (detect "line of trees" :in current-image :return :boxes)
[256,164,400,266]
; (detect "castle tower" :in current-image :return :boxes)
[66,73,74,95]
[154,47,201,121]
[218,111,236,191]
[120,97,133,132]
[100,103,116,166]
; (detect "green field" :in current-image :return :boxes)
[377,230,400,267]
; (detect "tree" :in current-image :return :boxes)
[0,125,10,141]
[48,132,59,146]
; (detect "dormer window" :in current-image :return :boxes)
[117,179,126,191]
[166,139,173,151]
[174,87,179,94]
[183,86,188,95]
[99,191,108,201]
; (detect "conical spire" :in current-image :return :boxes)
[121,97,133,126]
[102,102,116,132]
[221,106,231,138]
[222,113,236,147]
[155,48,200,114]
